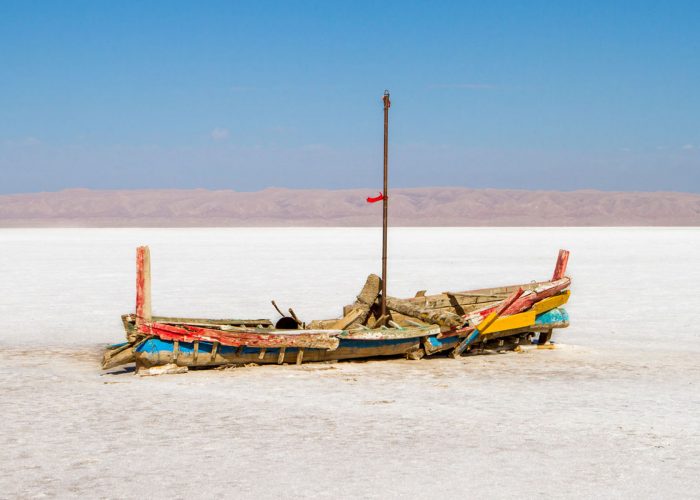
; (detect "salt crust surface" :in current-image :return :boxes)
[0,227,698,498]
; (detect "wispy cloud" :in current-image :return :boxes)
[428,83,496,90]
[211,128,230,141]
[682,144,695,150]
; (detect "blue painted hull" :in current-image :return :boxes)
[135,336,422,367]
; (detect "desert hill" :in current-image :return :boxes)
[0,187,699,226]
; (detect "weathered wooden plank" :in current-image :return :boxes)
[306,318,340,330]
[329,308,365,330]
[121,313,274,342]
[423,335,454,355]
[406,347,425,360]
[357,274,382,305]
[339,325,439,340]
[346,274,382,327]
[156,317,273,327]
[141,322,341,350]
[480,309,536,334]
[341,279,563,317]
[443,292,509,299]
[403,281,549,310]
[121,314,139,342]
[102,342,137,369]
[501,278,570,316]
[367,314,389,328]
[123,315,273,328]
[531,290,570,314]
[341,281,547,317]
[138,363,188,376]
[385,296,464,328]
[403,317,429,327]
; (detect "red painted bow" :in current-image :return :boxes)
[366,192,384,203]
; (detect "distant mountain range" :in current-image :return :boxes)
[0,188,699,226]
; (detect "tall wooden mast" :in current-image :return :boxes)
[381,90,390,319]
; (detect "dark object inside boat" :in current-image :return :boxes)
[275,316,299,330]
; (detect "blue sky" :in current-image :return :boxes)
[1,0,699,193]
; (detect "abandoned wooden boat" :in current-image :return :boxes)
[102,247,572,372]
[102,94,572,373]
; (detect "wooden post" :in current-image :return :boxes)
[552,249,570,281]
[381,90,391,320]
[135,246,152,327]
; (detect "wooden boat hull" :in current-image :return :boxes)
[103,247,573,371]
[134,337,422,368]
[132,307,569,368]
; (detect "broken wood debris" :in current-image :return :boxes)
[385,296,464,328]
